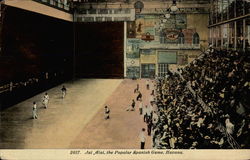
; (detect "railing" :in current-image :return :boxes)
[76,8,135,22]
[0,78,39,94]
[141,7,210,14]
[0,84,10,94]
[32,0,70,12]
[140,43,201,50]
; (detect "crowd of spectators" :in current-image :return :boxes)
[152,48,250,149]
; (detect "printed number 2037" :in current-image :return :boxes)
[70,150,81,154]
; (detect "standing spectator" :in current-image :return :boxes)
[139,99,143,115]
[146,79,150,90]
[147,117,152,136]
[148,103,153,119]
[151,89,155,96]
[134,84,139,93]
[169,137,177,149]
[131,99,135,111]
[152,111,159,127]
[32,102,38,119]
[225,118,234,135]
[9,81,13,92]
[104,106,110,120]
[149,95,155,105]
[61,85,67,99]
[136,91,142,101]
[45,72,49,80]
[42,92,49,109]
[139,128,146,149]
[197,115,205,128]
[143,105,149,122]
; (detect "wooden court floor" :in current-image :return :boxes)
[0,79,154,149]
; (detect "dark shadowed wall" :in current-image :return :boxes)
[0,6,124,109]
[0,6,73,109]
[1,6,73,83]
[75,22,124,78]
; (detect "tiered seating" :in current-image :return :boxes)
[153,49,250,149]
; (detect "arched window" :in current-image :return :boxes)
[178,32,185,44]
[193,32,200,44]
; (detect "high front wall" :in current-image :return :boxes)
[125,13,209,78]
[0,5,73,109]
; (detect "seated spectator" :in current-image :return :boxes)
[152,48,250,149]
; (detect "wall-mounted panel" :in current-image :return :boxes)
[126,38,141,58]
[157,51,177,64]
[140,54,156,64]
[126,58,140,67]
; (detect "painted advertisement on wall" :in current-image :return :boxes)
[135,15,145,38]
[126,38,141,58]
[164,29,180,43]
[175,14,187,29]
[141,49,155,55]
[158,51,177,64]
[126,58,140,67]
[127,66,140,79]
[140,49,156,64]
[183,28,196,44]
[164,14,187,29]
[126,13,199,78]
[144,27,155,36]
[132,14,189,44]
[141,32,155,42]
[135,15,159,41]
[144,15,157,27]
[127,21,136,38]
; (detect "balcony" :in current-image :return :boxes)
[75,8,135,22]
[33,0,70,12]
[139,43,201,50]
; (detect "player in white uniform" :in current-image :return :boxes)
[138,99,143,115]
[43,92,49,109]
[32,102,38,119]
[61,86,67,99]
[139,128,146,149]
